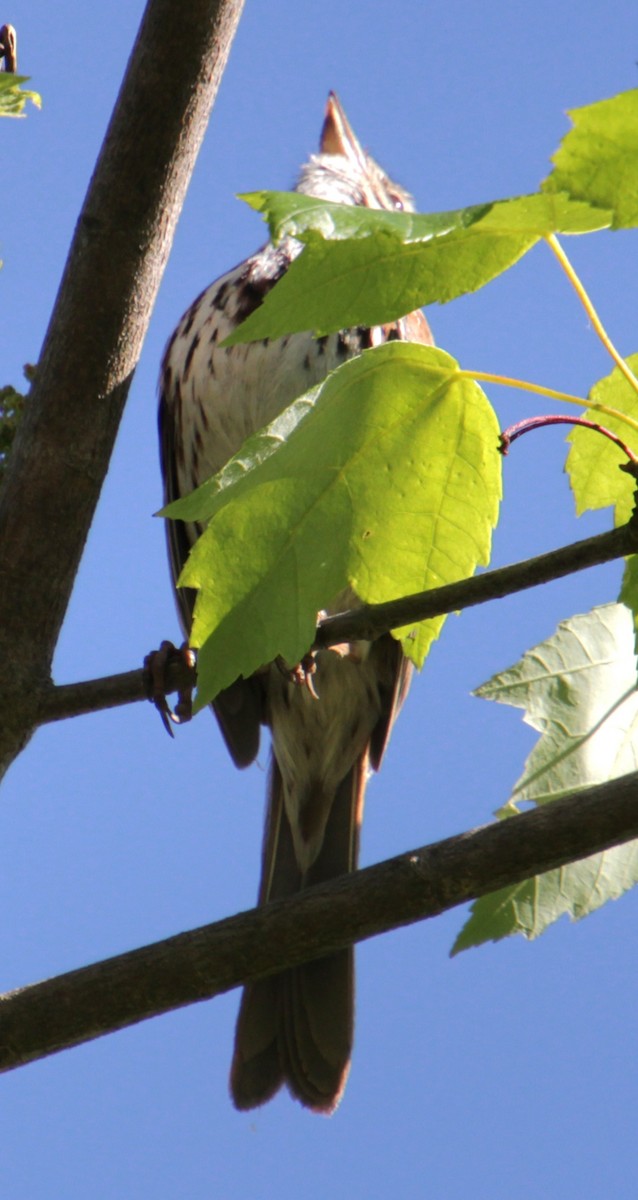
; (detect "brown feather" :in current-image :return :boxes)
[230,754,365,1112]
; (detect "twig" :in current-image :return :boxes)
[499,414,638,468]
[314,519,637,648]
[34,519,638,724]
[37,655,197,724]
[0,24,17,73]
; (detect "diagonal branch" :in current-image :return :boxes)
[0,0,246,778]
[34,517,638,726]
[1,768,637,1074]
[313,516,637,647]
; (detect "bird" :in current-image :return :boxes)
[159,93,433,1113]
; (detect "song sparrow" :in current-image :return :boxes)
[159,94,433,1112]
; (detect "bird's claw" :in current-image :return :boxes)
[144,640,196,736]
[276,652,321,699]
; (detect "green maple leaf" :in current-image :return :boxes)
[163,343,501,708]
[566,353,638,632]
[0,74,41,118]
[222,191,609,343]
[544,88,638,229]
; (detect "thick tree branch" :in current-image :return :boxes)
[35,518,638,725]
[1,769,637,1074]
[0,0,245,778]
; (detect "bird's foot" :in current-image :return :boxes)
[144,640,196,736]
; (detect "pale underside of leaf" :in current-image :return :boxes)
[454,603,638,952]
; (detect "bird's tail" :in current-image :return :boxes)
[230,754,366,1113]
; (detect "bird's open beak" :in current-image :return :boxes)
[319,92,367,170]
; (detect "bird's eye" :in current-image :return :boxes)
[388,192,404,211]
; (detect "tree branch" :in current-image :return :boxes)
[34,518,638,726]
[38,659,193,724]
[0,0,246,778]
[1,769,637,1074]
[314,516,638,648]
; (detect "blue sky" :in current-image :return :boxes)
[2,2,638,1197]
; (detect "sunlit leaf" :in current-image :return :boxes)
[0,74,41,118]
[566,354,638,636]
[544,88,638,228]
[164,343,501,707]
[566,353,638,527]
[223,192,609,343]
